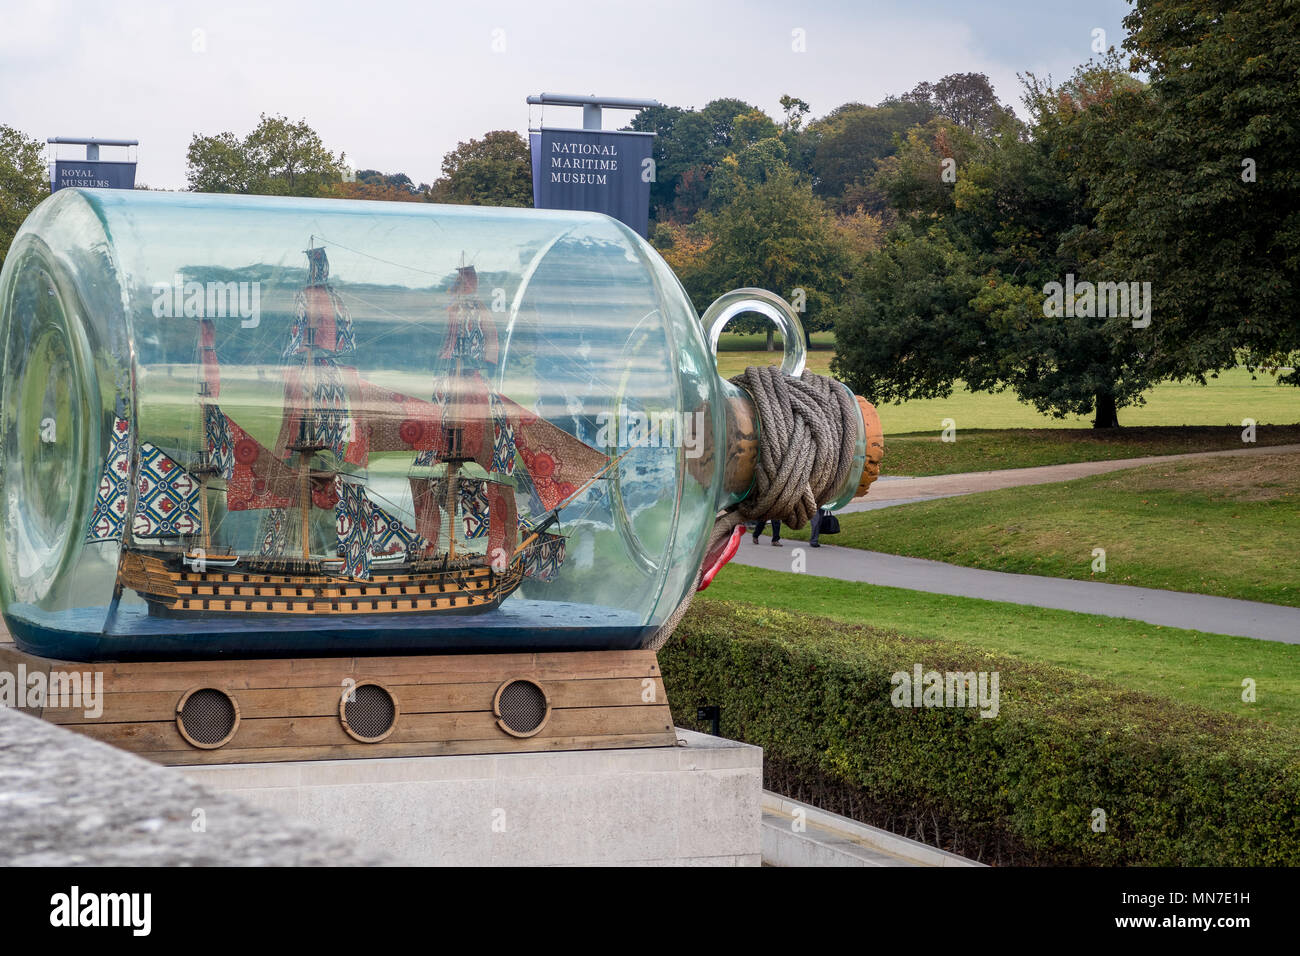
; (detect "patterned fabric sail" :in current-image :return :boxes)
[206,405,297,511]
[257,508,291,556]
[486,482,517,565]
[488,392,516,476]
[335,480,374,579]
[432,373,490,464]
[522,531,566,581]
[404,476,505,548]
[85,415,133,544]
[369,499,425,557]
[460,478,490,540]
[132,443,201,537]
[441,265,499,366]
[350,379,444,463]
[284,247,355,358]
[498,395,608,511]
[275,358,355,464]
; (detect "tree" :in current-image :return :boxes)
[629,99,772,224]
[872,118,980,219]
[328,168,429,203]
[832,223,996,396]
[834,65,1155,428]
[0,125,48,267]
[689,167,851,348]
[1065,0,1300,386]
[329,181,427,203]
[428,131,531,207]
[806,99,933,210]
[905,73,1019,137]
[778,95,811,133]
[187,114,346,196]
[356,169,427,193]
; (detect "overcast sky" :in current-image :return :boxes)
[3,0,1133,190]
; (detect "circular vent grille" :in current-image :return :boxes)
[340,682,398,742]
[176,688,239,749]
[494,679,550,738]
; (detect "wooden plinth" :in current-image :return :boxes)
[0,642,677,766]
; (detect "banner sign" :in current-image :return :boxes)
[52,160,137,192]
[531,129,654,237]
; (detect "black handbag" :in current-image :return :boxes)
[818,510,840,535]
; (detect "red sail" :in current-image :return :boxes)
[274,369,447,469]
[437,371,490,465]
[354,379,445,458]
[498,395,609,511]
[223,417,297,511]
[198,318,220,398]
[486,482,517,566]
[440,266,499,366]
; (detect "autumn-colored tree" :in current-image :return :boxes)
[650,220,714,293]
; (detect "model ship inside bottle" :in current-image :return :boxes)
[95,246,610,624]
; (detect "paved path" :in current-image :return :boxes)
[843,442,1300,513]
[731,539,1300,644]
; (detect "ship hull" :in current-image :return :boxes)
[119,551,523,618]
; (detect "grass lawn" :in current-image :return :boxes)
[884,424,1300,476]
[714,331,835,378]
[786,452,1300,607]
[714,332,1298,431]
[700,563,1300,732]
[871,367,1299,432]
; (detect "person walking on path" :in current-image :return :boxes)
[752,519,782,546]
[809,509,823,548]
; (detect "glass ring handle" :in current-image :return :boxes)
[702,288,806,377]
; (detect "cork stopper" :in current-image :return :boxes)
[855,395,885,498]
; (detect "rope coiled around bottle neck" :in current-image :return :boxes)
[646,366,861,650]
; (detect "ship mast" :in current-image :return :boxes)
[193,318,219,556]
[444,353,464,560]
[287,321,332,563]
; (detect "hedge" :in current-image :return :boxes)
[660,601,1300,866]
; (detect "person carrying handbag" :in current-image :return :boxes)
[809,508,840,548]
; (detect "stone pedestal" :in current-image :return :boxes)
[182,728,761,866]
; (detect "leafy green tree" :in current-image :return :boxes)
[904,73,1019,137]
[428,130,532,207]
[689,167,851,348]
[707,138,790,210]
[806,100,933,210]
[1065,0,1300,386]
[698,98,762,151]
[872,118,980,219]
[834,65,1154,427]
[630,99,770,223]
[0,125,49,266]
[778,95,811,133]
[832,223,994,395]
[187,114,346,196]
[355,169,427,194]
